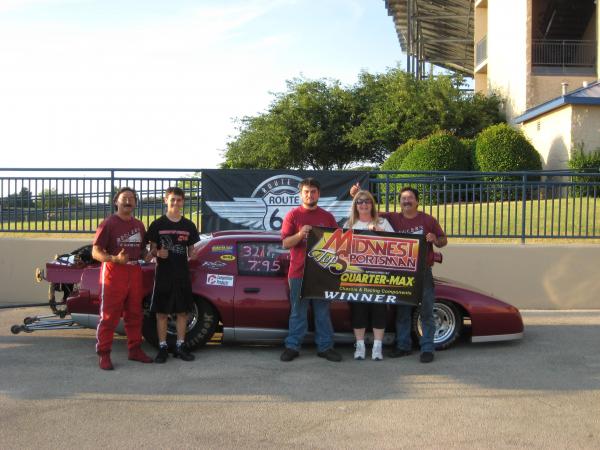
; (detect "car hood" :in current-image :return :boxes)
[434,276,500,299]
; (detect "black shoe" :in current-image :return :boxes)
[280,348,300,362]
[173,345,195,362]
[388,349,412,358]
[317,348,342,362]
[420,352,434,363]
[154,347,169,364]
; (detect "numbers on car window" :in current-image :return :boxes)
[237,242,288,276]
[241,244,266,258]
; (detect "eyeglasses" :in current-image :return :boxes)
[356,199,372,205]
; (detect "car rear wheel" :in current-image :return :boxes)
[412,300,463,350]
[143,296,218,350]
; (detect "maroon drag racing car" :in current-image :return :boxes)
[14,231,524,350]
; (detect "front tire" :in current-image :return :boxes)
[412,300,463,350]
[143,296,218,350]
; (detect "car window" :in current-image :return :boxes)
[237,242,289,277]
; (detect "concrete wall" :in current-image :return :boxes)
[531,76,597,106]
[435,244,600,310]
[521,105,572,169]
[521,104,600,170]
[572,105,600,152]
[1,238,599,310]
[486,0,530,119]
[0,238,90,305]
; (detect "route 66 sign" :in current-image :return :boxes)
[201,170,369,233]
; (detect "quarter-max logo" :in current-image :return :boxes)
[308,228,420,273]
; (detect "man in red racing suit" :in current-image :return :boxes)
[92,187,153,370]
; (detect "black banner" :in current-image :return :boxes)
[201,169,369,233]
[301,227,427,306]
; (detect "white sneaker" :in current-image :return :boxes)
[372,341,383,361]
[354,341,366,360]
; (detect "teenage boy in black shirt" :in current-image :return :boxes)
[146,187,200,363]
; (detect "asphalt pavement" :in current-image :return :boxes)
[1,307,600,449]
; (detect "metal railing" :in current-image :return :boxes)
[1,168,599,241]
[372,170,599,242]
[0,168,202,233]
[532,39,597,68]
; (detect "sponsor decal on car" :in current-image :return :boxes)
[206,273,234,287]
[220,254,236,261]
[202,261,227,270]
[211,245,234,254]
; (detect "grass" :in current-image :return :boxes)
[380,196,600,242]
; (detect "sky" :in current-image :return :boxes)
[0,0,404,171]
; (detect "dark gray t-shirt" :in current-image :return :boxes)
[146,215,200,287]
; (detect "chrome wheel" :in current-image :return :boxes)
[414,300,462,350]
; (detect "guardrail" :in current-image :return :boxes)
[1,168,599,241]
[532,39,597,68]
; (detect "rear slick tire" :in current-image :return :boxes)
[142,296,218,350]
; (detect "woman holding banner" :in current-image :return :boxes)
[344,190,394,361]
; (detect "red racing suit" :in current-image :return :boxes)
[93,214,146,354]
[96,262,144,354]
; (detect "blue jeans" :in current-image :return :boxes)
[395,267,435,353]
[284,277,334,352]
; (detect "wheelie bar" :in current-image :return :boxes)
[11,314,83,334]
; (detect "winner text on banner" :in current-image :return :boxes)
[301,227,428,306]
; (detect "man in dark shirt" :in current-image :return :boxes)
[350,184,447,363]
[92,187,153,370]
[146,187,200,363]
[385,187,447,363]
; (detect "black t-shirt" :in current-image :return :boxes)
[146,215,200,287]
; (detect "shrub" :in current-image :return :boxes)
[568,143,600,197]
[399,131,471,172]
[568,143,600,171]
[380,139,420,171]
[475,123,542,173]
[394,132,471,205]
[460,137,477,171]
[377,139,421,201]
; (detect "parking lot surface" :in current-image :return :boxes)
[1,308,600,449]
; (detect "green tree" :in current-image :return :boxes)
[347,70,504,163]
[222,68,505,169]
[36,188,83,209]
[4,187,34,207]
[222,78,361,170]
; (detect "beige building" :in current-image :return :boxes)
[384,0,600,168]
[514,81,600,169]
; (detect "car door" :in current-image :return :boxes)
[233,240,291,332]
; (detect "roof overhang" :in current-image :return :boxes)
[384,0,474,75]
[515,82,600,123]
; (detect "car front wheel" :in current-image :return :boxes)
[412,300,463,350]
[143,296,218,350]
